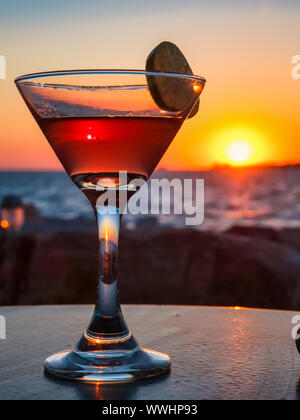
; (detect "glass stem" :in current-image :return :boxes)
[86,205,129,339]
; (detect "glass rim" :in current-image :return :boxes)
[14,69,206,85]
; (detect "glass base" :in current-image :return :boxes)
[44,347,171,383]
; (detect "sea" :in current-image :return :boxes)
[1,167,300,231]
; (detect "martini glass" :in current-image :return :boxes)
[15,70,205,383]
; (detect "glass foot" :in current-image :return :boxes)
[44,347,171,383]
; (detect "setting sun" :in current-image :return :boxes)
[227,141,252,165]
[209,126,269,168]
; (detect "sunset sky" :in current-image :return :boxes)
[0,0,299,170]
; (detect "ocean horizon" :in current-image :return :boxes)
[1,166,300,230]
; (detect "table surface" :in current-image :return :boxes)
[0,305,300,400]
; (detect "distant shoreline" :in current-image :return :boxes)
[2,163,300,173]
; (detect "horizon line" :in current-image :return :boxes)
[2,162,300,173]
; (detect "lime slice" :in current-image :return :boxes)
[146,41,200,118]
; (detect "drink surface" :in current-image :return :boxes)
[38,116,183,179]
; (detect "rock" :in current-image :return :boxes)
[279,228,300,253]
[120,228,300,309]
[1,227,300,310]
[135,215,159,231]
[226,225,282,243]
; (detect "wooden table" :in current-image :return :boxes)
[0,305,299,400]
